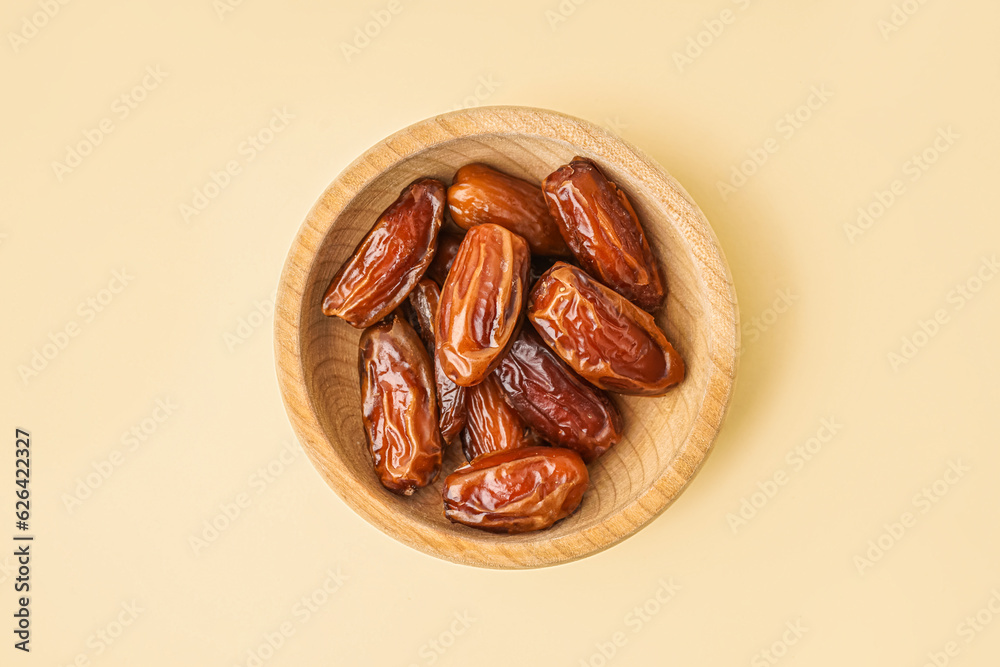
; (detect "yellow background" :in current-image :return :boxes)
[4,1,999,665]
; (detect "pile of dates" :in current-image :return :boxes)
[322,158,685,534]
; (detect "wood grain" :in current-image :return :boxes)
[274,106,739,569]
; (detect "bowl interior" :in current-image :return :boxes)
[281,111,736,568]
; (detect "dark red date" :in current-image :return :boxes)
[542,157,664,311]
[323,178,446,328]
[448,163,569,257]
[358,314,443,494]
[424,230,463,287]
[496,327,623,462]
[461,372,536,462]
[443,446,589,533]
[528,262,684,395]
[408,279,467,444]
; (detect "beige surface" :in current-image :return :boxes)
[3,1,998,665]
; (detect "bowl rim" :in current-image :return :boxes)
[274,105,739,569]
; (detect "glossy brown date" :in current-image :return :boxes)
[447,163,569,257]
[443,446,589,533]
[528,262,685,396]
[460,372,536,462]
[542,157,664,311]
[496,327,623,462]
[407,279,440,352]
[436,223,531,387]
[323,178,446,328]
[424,230,463,287]
[358,314,443,495]
[408,279,467,444]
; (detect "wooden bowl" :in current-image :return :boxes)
[274,106,739,569]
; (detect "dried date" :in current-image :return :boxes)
[542,157,664,310]
[448,163,569,257]
[443,446,589,533]
[496,327,622,462]
[436,223,531,387]
[424,230,464,287]
[358,314,443,495]
[528,262,684,395]
[408,279,467,444]
[323,178,446,327]
[461,372,536,462]
[408,279,441,352]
